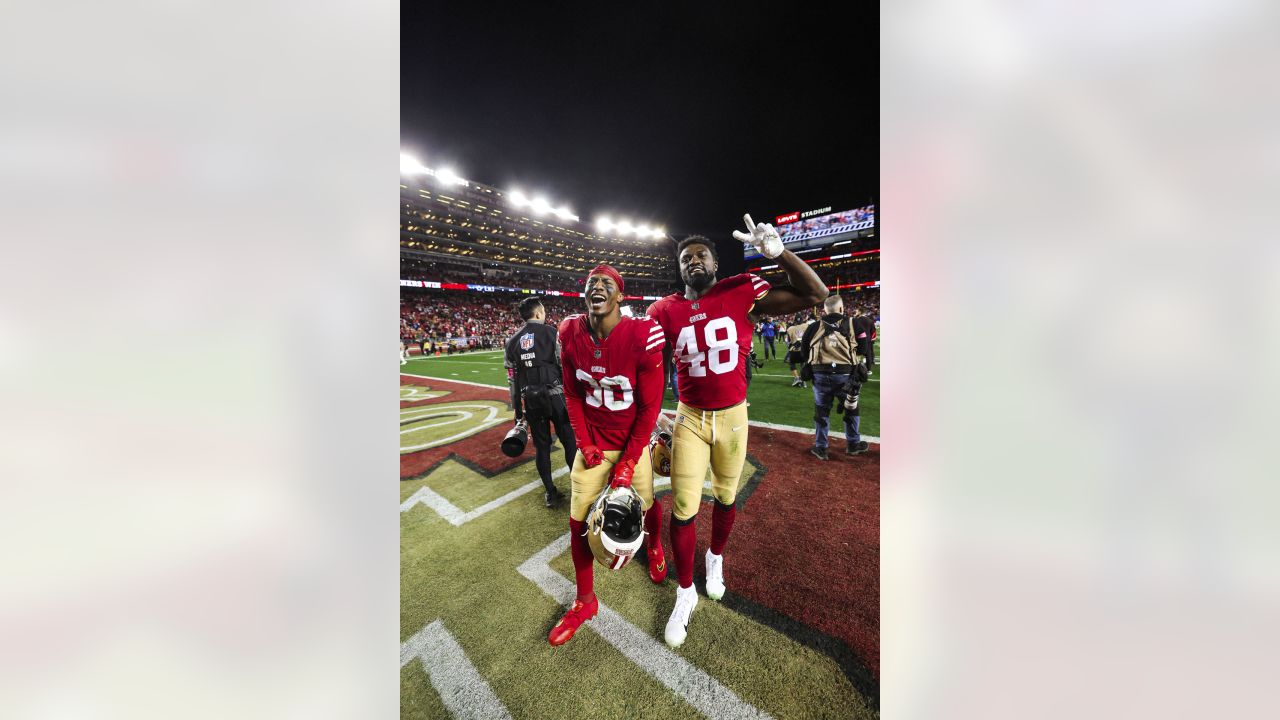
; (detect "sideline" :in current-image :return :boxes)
[401,374,881,443]
[405,349,504,360]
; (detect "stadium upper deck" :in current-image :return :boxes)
[400,165,671,285]
[399,153,878,299]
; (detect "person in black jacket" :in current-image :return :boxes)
[851,311,876,376]
[505,297,576,507]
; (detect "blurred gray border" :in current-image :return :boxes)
[0,2,399,717]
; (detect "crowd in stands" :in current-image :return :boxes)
[402,256,678,297]
[753,259,879,290]
[769,288,879,328]
[399,290,592,353]
[401,282,879,358]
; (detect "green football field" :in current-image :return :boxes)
[402,336,880,438]
[400,358,882,718]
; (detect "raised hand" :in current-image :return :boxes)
[731,213,783,259]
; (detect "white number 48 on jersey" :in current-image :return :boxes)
[674,317,738,377]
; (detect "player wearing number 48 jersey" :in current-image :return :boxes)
[647,216,828,648]
[547,264,667,647]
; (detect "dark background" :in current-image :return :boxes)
[402,5,876,270]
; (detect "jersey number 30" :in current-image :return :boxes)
[576,370,634,411]
[674,317,738,377]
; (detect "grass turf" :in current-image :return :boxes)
[401,452,877,719]
[402,337,880,437]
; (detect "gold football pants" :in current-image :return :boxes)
[569,449,655,522]
[669,401,749,521]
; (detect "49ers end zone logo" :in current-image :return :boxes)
[400,382,512,455]
[400,376,533,480]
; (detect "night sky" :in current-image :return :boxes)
[402,5,876,242]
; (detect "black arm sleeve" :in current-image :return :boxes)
[662,343,673,389]
[855,318,875,364]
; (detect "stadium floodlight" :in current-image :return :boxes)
[436,167,465,186]
[616,219,634,235]
[509,190,529,207]
[400,153,429,175]
[531,196,552,215]
[636,224,652,237]
[653,227,666,238]
[596,217,613,233]
[555,205,579,222]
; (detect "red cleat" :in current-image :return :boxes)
[648,543,668,584]
[548,596,598,646]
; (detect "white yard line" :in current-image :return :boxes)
[407,350,505,360]
[516,535,773,720]
[747,419,881,443]
[401,465,571,523]
[410,358,507,365]
[401,373,508,390]
[400,620,513,719]
[755,373,878,382]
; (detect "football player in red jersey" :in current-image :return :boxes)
[547,264,668,647]
[647,215,828,647]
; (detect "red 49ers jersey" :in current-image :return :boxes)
[559,314,665,462]
[646,273,770,409]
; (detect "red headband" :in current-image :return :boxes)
[587,264,625,295]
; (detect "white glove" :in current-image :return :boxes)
[732,213,784,259]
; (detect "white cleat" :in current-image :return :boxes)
[705,549,725,601]
[664,584,698,648]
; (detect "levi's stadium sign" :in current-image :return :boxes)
[776,206,835,225]
[775,205,844,226]
[745,205,875,258]
[775,205,876,244]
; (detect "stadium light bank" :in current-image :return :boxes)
[399,152,468,188]
[403,151,655,230]
[595,216,666,240]
[506,189,579,222]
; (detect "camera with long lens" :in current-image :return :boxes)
[501,419,529,457]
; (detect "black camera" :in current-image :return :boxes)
[501,420,529,457]
[835,379,860,416]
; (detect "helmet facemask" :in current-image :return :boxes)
[585,486,646,569]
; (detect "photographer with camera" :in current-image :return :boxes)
[800,295,871,460]
[785,312,816,388]
[504,297,576,507]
